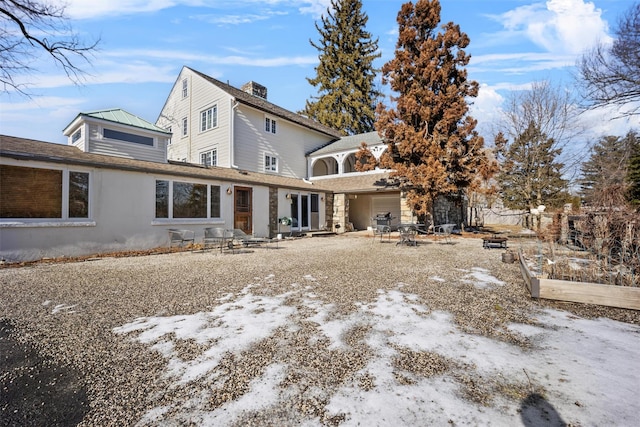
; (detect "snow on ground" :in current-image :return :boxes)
[114,272,640,426]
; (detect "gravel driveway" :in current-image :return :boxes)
[1,233,639,426]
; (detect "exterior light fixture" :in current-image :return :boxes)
[226,187,232,195]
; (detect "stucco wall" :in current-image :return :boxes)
[0,158,273,262]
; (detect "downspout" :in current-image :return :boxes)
[230,98,239,169]
[188,73,193,162]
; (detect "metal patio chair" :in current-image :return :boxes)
[203,227,233,252]
[168,229,195,251]
[433,223,455,244]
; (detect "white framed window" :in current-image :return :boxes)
[182,78,188,98]
[265,117,277,134]
[182,117,188,137]
[200,105,218,132]
[155,180,221,219]
[265,154,278,172]
[0,164,90,220]
[200,149,217,167]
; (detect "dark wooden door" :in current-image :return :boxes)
[234,187,252,234]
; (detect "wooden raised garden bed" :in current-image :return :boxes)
[518,248,640,310]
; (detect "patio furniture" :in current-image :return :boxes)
[168,229,195,250]
[230,228,276,249]
[397,224,417,246]
[482,235,509,249]
[203,227,233,252]
[372,213,393,243]
[433,223,455,244]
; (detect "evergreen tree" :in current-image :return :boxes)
[303,0,381,135]
[579,133,636,207]
[359,0,488,218]
[626,133,640,208]
[495,123,568,210]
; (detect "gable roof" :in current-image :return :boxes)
[65,108,170,135]
[0,135,332,192]
[186,67,344,140]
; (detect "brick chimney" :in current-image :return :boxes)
[241,81,267,100]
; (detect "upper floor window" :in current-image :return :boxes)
[182,78,188,98]
[182,117,188,137]
[200,149,217,167]
[71,129,81,143]
[265,154,278,172]
[265,117,276,134]
[200,105,217,132]
[104,128,154,146]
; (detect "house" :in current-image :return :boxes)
[155,66,346,232]
[0,66,464,262]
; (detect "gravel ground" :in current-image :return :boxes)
[1,233,638,426]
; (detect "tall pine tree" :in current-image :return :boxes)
[579,132,636,207]
[360,0,488,218]
[495,123,568,210]
[302,0,381,135]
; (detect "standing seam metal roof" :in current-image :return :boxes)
[80,109,171,134]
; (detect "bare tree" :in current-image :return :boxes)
[0,0,98,94]
[578,2,640,116]
[496,80,585,182]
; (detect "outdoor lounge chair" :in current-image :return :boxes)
[230,229,275,249]
[203,227,233,252]
[168,229,195,250]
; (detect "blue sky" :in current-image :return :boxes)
[1,0,638,145]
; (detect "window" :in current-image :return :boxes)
[104,128,154,146]
[200,149,217,167]
[71,129,81,143]
[210,185,221,218]
[68,172,89,218]
[155,180,221,219]
[200,105,217,132]
[182,117,188,137]
[182,78,188,98]
[265,154,278,172]
[0,165,89,219]
[265,117,276,134]
[173,181,207,218]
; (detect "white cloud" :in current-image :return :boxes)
[495,0,612,55]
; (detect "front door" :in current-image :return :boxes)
[234,187,252,234]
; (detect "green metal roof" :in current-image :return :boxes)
[81,108,170,134]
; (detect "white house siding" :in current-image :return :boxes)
[158,69,233,167]
[233,105,333,179]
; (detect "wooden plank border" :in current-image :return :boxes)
[517,248,640,310]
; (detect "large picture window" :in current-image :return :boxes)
[173,182,207,218]
[155,180,221,219]
[0,165,89,219]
